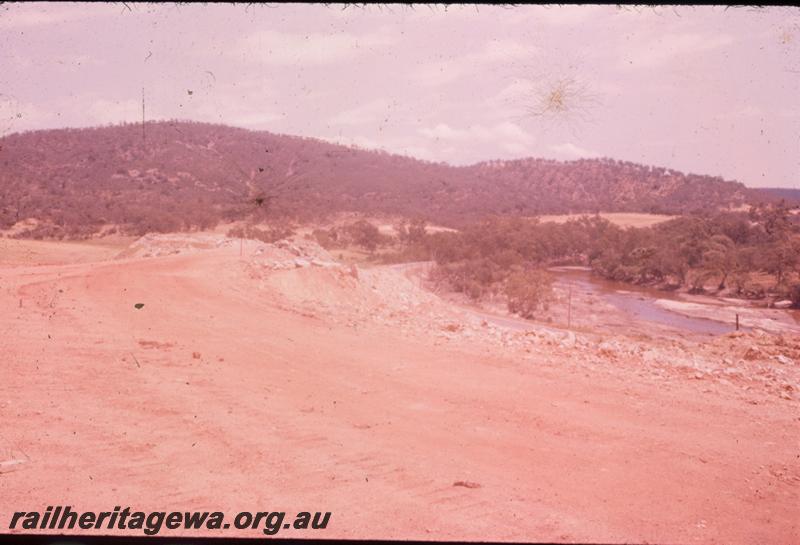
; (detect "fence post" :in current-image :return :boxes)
[567,284,573,329]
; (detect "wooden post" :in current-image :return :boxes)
[735,313,739,331]
[141,87,146,143]
[567,284,573,329]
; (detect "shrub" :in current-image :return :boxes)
[312,228,338,249]
[227,224,294,244]
[789,283,800,309]
[504,269,554,319]
[345,220,382,252]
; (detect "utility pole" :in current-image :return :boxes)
[567,283,573,329]
[141,87,146,143]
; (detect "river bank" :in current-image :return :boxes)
[549,267,800,338]
[407,262,799,340]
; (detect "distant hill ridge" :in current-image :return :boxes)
[758,187,800,204]
[0,120,785,238]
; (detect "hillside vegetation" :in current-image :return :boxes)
[0,120,777,239]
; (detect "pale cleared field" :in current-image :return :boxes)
[537,212,676,228]
[376,223,457,235]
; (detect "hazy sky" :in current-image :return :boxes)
[1,3,798,188]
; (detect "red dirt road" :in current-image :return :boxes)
[1,246,798,543]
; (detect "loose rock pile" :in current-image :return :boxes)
[118,233,237,258]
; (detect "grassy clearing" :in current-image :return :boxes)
[537,212,675,228]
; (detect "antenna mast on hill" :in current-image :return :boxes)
[141,87,146,143]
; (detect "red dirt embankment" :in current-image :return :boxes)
[0,235,797,543]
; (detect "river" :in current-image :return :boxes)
[550,266,800,336]
[391,262,800,337]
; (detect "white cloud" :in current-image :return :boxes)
[714,105,762,121]
[413,61,465,88]
[619,32,735,69]
[398,145,437,161]
[237,29,395,65]
[419,121,535,150]
[322,134,385,151]
[0,4,103,29]
[328,99,393,126]
[549,142,600,159]
[180,95,285,130]
[48,54,106,74]
[228,111,283,128]
[87,98,141,125]
[478,39,538,63]
[412,39,538,87]
[0,96,47,134]
[321,134,442,163]
[491,80,537,106]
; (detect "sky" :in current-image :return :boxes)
[1,3,798,188]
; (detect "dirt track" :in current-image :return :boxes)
[1,238,798,543]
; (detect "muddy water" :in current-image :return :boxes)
[396,261,798,337]
[550,267,743,336]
